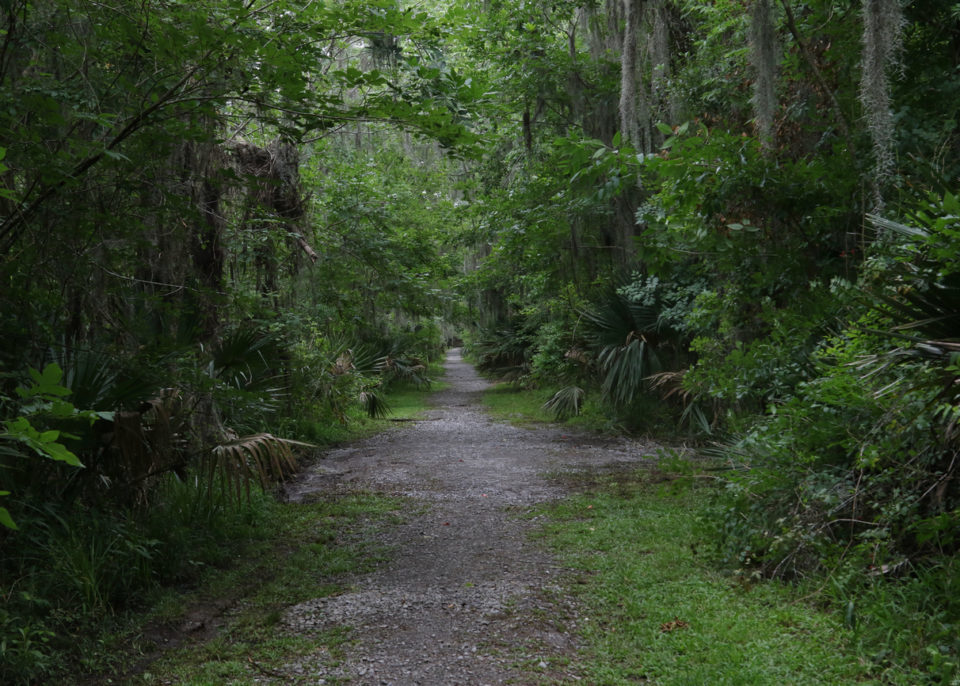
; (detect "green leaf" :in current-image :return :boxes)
[0,506,17,530]
[18,363,71,398]
[38,441,84,467]
[655,122,673,136]
[49,399,78,418]
[3,417,84,467]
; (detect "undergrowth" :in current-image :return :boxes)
[482,381,628,434]
[536,459,922,684]
[128,491,404,685]
[0,372,438,685]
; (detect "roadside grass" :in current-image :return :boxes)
[91,491,405,685]
[485,379,934,683]
[43,372,441,685]
[283,360,446,443]
[482,381,667,435]
[482,382,614,431]
[384,364,449,421]
[482,382,554,425]
[533,463,917,685]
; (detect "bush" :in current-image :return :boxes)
[708,199,960,679]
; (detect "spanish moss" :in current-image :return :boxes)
[860,0,905,210]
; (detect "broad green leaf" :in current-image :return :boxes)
[0,506,17,530]
[3,418,84,467]
[18,363,71,398]
[39,429,61,443]
[38,441,84,467]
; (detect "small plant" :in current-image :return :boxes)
[0,598,55,685]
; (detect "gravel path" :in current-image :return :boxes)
[280,348,660,685]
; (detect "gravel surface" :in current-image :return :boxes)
[278,348,661,685]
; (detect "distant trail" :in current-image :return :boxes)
[282,348,658,685]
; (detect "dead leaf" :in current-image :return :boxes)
[659,617,690,633]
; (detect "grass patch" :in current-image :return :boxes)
[482,382,555,425]
[383,362,449,421]
[108,370,442,682]
[288,361,447,443]
[534,464,909,685]
[482,382,622,432]
[80,490,405,685]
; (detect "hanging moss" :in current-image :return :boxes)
[860,0,905,209]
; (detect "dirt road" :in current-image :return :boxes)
[280,348,658,685]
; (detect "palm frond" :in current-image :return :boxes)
[378,355,431,389]
[543,385,585,420]
[209,432,309,502]
[359,390,391,419]
[648,370,715,434]
[579,282,671,409]
[211,326,283,391]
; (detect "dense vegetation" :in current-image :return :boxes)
[1,0,958,682]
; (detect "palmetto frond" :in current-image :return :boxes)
[581,286,663,409]
[543,385,585,420]
[860,212,960,439]
[359,390,391,419]
[209,433,310,502]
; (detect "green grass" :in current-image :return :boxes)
[482,382,555,425]
[109,369,444,683]
[534,465,906,685]
[383,376,450,421]
[89,491,405,685]
[482,381,629,433]
[2,361,447,685]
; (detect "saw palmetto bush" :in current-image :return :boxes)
[581,285,662,409]
[579,275,692,414]
[542,384,585,421]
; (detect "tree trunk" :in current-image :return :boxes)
[620,0,641,149]
[750,0,778,149]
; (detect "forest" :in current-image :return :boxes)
[1,0,958,682]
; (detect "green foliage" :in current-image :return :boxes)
[0,473,276,684]
[708,198,960,679]
[464,319,534,379]
[0,0,958,679]
[0,593,55,685]
[528,319,585,387]
[0,363,101,529]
